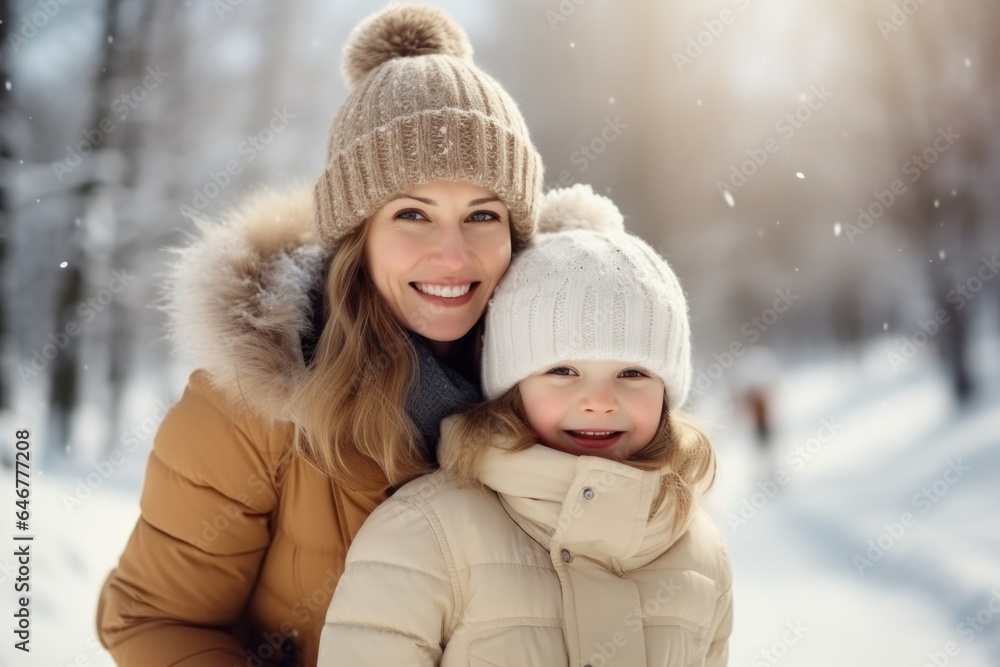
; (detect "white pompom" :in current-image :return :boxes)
[537,183,625,234]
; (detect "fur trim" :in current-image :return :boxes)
[537,183,625,234]
[342,4,473,89]
[155,184,329,423]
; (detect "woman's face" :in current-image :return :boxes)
[364,180,511,353]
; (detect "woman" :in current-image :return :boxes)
[94,5,543,666]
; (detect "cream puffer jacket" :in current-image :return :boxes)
[319,415,733,666]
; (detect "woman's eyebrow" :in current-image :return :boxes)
[392,195,501,206]
[396,194,436,205]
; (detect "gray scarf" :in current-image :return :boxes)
[300,274,481,466]
[404,330,482,465]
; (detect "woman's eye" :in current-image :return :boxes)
[620,369,649,378]
[468,210,500,222]
[396,209,427,221]
[547,367,576,376]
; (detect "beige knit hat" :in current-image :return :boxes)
[483,184,693,410]
[314,4,544,250]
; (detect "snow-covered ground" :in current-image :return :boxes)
[2,340,998,667]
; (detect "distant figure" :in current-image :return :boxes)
[733,346,780,475]
[745,385,772,448]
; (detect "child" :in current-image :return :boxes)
[319,184,733,666]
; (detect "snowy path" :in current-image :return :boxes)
[702,347,1000,667]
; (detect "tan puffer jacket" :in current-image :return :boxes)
[95,187,388,667]
[320,415,733,666]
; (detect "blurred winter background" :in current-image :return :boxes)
[1,0,998,665]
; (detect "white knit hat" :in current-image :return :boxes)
[482,184,692,409]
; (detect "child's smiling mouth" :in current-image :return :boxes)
[564,430,624,448]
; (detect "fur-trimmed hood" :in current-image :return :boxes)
[156,185,330,423]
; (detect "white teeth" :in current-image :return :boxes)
[415,282,472,298]
[573,431,616,436]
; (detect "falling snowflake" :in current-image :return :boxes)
[60,261,68,268]
[934,199,940,208]
[834,222,842,237]
[796,172,805,179]
[883,322,889,331]
[939,249,946,260]
[723,190,735,208]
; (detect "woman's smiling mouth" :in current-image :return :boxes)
[410,281,480,306]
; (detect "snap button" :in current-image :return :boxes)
[561,549,573,563]
[582,487,595,500]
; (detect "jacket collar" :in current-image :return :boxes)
[158,185,329,423]
[438,415,704,571]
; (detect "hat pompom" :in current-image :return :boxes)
[537,183,625,234]
[342,4,474,89]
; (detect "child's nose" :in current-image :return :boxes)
[579,388,618,414]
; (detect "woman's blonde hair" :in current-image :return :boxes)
[288,224,432,493]
[442,385,717,532]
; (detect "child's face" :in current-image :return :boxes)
[517,360,665,461]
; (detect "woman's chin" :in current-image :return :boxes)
[410,319,478,346]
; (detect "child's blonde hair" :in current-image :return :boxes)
[441,385,716,533]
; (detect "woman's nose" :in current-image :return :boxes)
[429,226,472,270]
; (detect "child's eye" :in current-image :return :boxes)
[619,369,650,378]
[546,366,577,377]
[395,209,428,221]
[468,210,500,223]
